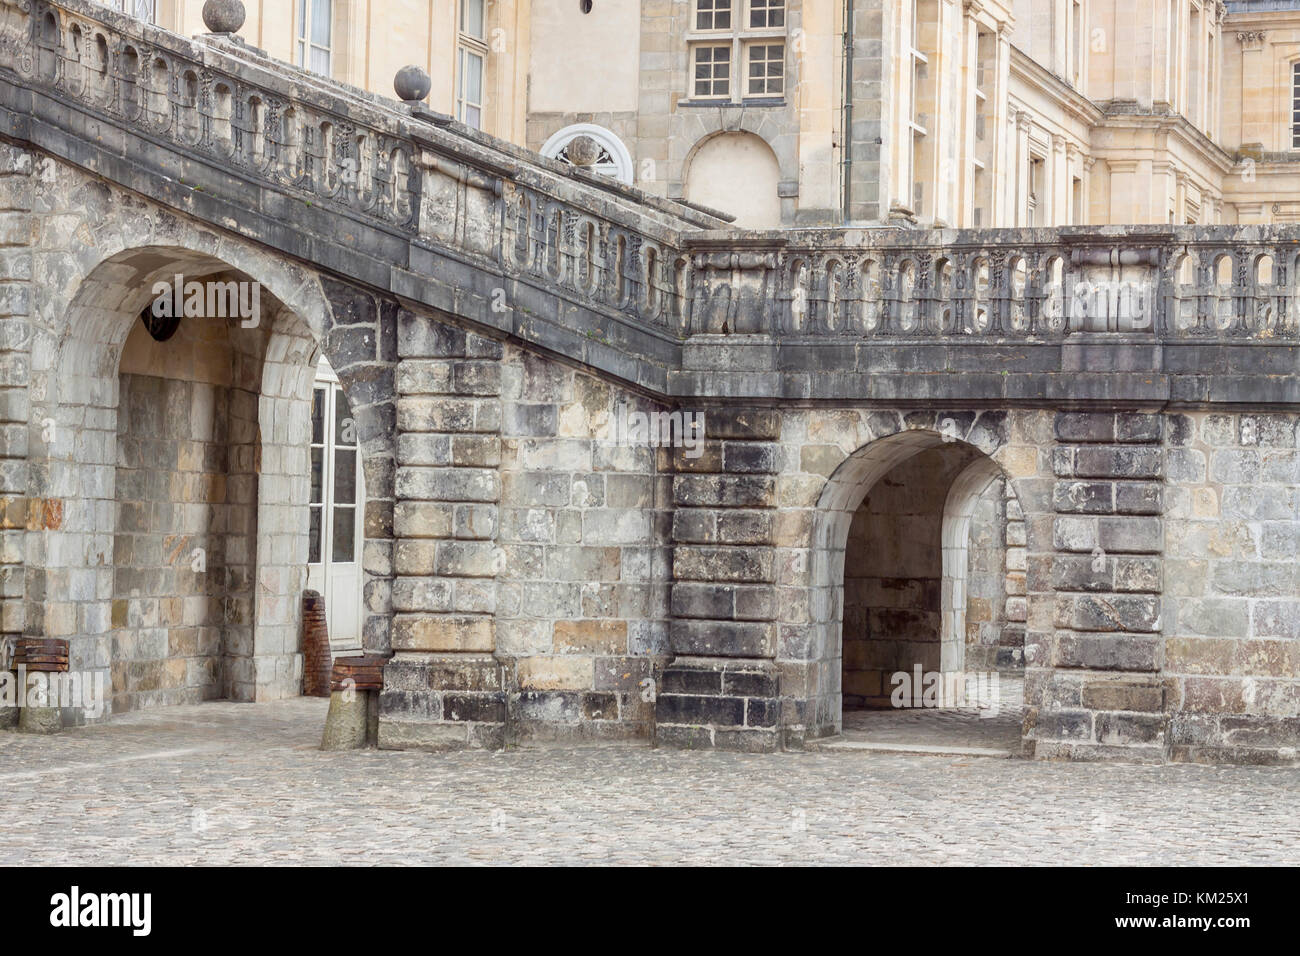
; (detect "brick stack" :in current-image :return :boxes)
[14,637,69,673]
[300,591,332,698]
[330,654,387,693]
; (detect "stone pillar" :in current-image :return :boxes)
[1236,31,1268,149]
[1050,135,1066,227]
[657,408,783,752]
[0,146,30,653]
[844,0,892,222]
[1002,481,1028,664]
[1033,412,1167,761]
[991,29,1012,224]
[379,312,506,750]
[1014,111,1032,227]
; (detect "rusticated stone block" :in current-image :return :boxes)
[1053,632,1162,671]
[552,619,628,655]
[392,614,494,652]
[1053,481,1113,514]
[669,619,774,657]
[1056,594,1161,633]
[673,474,776,508]
[1081,675,1165,712]
[1095,712,1167,745]
[672,545,773,583]
[1073,446,1163,479]
[1054,412,1114,443]
[703,408,782,441]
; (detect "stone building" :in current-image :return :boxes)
[1,0,1297,764]
[111,0,1300,228]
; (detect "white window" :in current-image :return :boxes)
[693,45,732,98]
[908,16,929,213]
[688,1,786,104]
[96,0,156,21]
[458,0,488,128]
[296,0,332,76]
[1293,62,1300,149]
[747,42,784,96]
[541,124,636,184]
[307,359,366,651]
[749,0,784,28]
[696,0,732,31]
[1028,155,1044,224]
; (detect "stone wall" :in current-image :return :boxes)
[111,373,231,712]
[965,479,1027,671]
[1033,412,1167,761]
[381,314,673,748]
[1164,411,1300,762]
[0,144,30,663]
[5,97,1300,764]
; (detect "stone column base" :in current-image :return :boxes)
[377,653,506,751]
[654,657,780,752]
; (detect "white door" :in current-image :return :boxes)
[306,359,366,653]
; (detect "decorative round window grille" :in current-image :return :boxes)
[541,124,634,185]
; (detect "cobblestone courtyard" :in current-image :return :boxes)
[2,699,1298,866]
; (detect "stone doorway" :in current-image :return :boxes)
[811,432,1027,756]
[26,244,374,723]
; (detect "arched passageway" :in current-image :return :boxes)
[813,430,1027,753]
[29,244,383,720]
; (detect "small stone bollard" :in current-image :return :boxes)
[18,700,63,734]
[13,639,70,735]
[321,655,386,750]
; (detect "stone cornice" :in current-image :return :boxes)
[1008,46,1105,129]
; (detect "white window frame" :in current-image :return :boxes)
[686,0,786,105]
[1292,61,1300,150]
[540,123,636,184]
[457,0,488,129]
[691,43,733,100]
[695,0,734,32]
[307,358,366,652]
[907,8,929,213]
[746,41,785,97]
[296,0,333,77]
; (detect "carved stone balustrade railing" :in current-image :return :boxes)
[681,227,1300,342]
[3,0,1299,355]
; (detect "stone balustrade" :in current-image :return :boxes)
[4,0,1299,355]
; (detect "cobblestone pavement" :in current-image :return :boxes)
[837,677,1025,754]
[2,698,1298,866]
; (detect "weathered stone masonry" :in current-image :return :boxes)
[2,1,1299,765]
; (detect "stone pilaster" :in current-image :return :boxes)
[379,311,506,750]
[658,408,783,752]
[1034,412,1167,761]
[0,145,31,660]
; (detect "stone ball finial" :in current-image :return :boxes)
[202,0,246,34]
[565,135,602,168]
[394,66,432,104]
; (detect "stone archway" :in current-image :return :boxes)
[25,241,394,721]
[683,131,782,228]
[795,413,1046,746]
